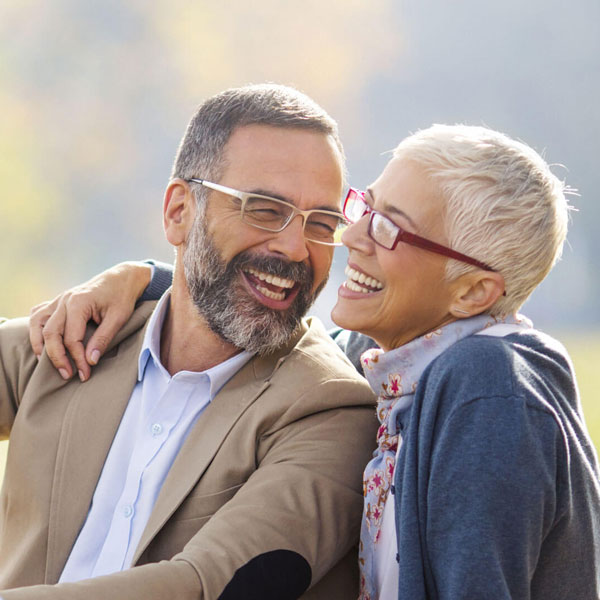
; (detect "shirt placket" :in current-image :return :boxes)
[91,369,194,575]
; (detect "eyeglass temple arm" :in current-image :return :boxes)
[395,229,496,272]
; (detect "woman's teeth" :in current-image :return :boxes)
[344,266,383,294]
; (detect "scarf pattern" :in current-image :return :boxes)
[358,313,533,600]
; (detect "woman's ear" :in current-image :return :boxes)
[163,178,196,247]
[450,270,506,319]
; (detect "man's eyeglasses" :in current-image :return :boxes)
[343,188,496,272]
[187,178,348,246]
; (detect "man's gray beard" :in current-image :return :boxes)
[183,214,327,355]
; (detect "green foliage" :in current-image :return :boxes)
[563,335,600,454]
[0,91,66,316]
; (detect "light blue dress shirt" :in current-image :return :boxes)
[59,292,252,582]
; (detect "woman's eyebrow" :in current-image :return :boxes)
[366,187,418,230]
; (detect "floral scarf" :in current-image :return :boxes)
[358,313,533,600]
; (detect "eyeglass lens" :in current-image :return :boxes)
[242,196,344,244]
[345,192,400,249]
[370,213,398,249]
[344,191,368,223]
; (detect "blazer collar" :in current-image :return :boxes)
[46,307,311,579]
[45,302,156,583]
[132,319,311,562]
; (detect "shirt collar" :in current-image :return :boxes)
[137,290,253,400]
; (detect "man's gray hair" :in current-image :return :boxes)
[394,124,572,316]
[171,83,345,207]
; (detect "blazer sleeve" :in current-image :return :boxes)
[1,377,376,600]
[0,318,37,439]
[181,377,376,599]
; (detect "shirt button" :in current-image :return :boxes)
[151,423,163,437]
[122,505,134,518]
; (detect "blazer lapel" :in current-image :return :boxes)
[132,323,307,563]
[45,303,155,583]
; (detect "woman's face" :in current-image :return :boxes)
[331,158,460,351]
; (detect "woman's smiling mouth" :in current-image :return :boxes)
[343,265,384,294]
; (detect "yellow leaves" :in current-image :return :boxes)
[0,91,64,316]
[0,0,406,317]
[0,93,58,234]
[151,0,403,106]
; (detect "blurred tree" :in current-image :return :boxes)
[0,0,403,317]
[0,90,64,315]
[0,0,598,332]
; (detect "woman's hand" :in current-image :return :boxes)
[29,262,152,381]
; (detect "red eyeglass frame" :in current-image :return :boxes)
[343,188,497,273]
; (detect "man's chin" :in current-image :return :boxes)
[184,235,321,354]
[189,282,295,356]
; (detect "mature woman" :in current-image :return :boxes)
[329,125,600,599]
[29,125,600,599]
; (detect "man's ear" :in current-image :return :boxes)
[449,270,506,319]
[163,178,196,247]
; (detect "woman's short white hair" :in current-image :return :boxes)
[394,124,572,316]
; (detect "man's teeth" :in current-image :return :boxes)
[344,266,383,294]
[246,268,295,289]
[255,286,285,301]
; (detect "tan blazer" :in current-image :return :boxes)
[0,303,376,600]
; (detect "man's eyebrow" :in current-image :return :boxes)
[249,188,289,202]
[249,189,343,214]
[366,187,418,230]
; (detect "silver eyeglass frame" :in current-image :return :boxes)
[186,178,347,246]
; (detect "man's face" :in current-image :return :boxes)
[183,124,344,354]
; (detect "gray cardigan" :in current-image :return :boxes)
[393,330,600,599]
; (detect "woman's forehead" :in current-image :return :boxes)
[366,187,419,231]
[368,158,446,232]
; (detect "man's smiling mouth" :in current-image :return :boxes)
[243,267,297,301]
[343,265,383,294]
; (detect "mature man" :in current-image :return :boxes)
[0,84,376,599]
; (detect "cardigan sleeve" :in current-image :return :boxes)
[139,260,174,302]
[419,395,564,600]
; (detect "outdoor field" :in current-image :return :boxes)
[1,334,599,486]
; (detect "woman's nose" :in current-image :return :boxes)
[341,214,373,254]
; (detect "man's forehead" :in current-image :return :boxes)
[220,125,344,208]
[223,123,341,161]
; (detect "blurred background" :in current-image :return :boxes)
[1,0,598,477]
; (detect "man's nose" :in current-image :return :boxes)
[266,215,310,263]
